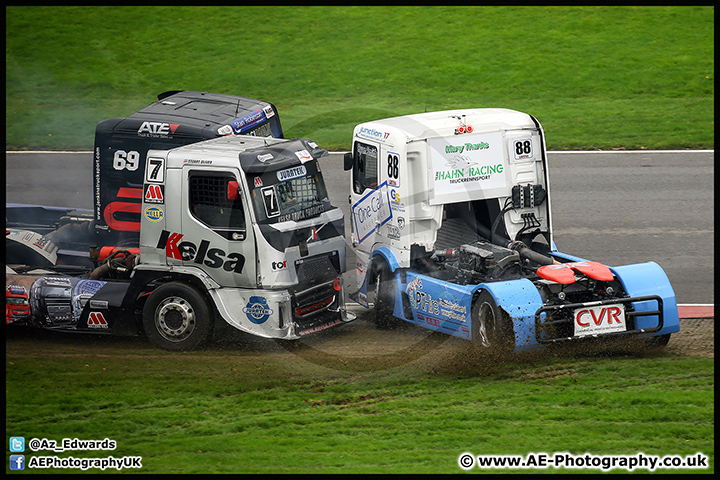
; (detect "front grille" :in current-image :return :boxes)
[291,280,341,331]
[295,252,340,284]
[295,295,335,318]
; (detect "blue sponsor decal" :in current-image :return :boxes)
[230,110,267,134]
[243,296,274,324]
[72,279,107,297]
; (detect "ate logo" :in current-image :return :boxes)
[138,122,179,136]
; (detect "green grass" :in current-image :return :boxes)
[5,337,714,474]
[5,6,714,151]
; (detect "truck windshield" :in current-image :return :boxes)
[249,161,331,224]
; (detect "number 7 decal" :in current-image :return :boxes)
[146,157,165,183]
[261,186,280,217]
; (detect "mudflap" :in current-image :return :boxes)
[609,261,680,338]
[474,279,546,353]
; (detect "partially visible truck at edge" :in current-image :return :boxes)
[344,109,679,353]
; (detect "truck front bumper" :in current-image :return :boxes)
[209,276,355,340]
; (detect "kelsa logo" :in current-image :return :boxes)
[144,206,164,222]
[138,122,179,136]
[156,230,245,273]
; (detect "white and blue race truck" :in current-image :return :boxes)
[344,109,679,352]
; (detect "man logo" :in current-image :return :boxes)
[87,312,109,329]
[144,184,164,203]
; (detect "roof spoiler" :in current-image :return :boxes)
[157,90,184,101]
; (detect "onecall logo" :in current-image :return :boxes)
[144,206,164,222]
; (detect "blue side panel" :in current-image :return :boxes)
[610,262,680,336]
[403,272,475,340]
[399,273,545,352]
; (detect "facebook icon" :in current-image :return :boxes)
[10,455,25,470]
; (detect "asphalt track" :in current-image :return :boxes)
[5,149,714,311]
[5,149,713,357]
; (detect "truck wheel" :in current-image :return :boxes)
[142,282,212,351]
[471,291,513,352]
[373,263,397,329]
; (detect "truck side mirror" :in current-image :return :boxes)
[227,180,239,201]
[343,152,354,171]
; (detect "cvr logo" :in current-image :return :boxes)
[156,230,245,274]
[575,306,624,327]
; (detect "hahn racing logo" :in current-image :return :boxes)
[243,296,274,324]
[156,230,245,273]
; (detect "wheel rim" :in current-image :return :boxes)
[155,296,196,343]
[477,301,495,348]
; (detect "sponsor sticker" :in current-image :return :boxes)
[276,165,307,182]
[144,184,164,204]
[574,304,627,337]
[262,105,275,118]
[294,150,313,164]
[243,296,274,324]
[351,181,392,243]
[144,206,164,222]
[87,312,109,329]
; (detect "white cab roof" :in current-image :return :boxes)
[359,108,538,141]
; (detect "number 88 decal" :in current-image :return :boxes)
[513,139,533,160]
[387,153,399,180]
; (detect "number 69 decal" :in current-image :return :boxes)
[145,157,165,183]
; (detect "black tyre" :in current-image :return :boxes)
[634,333,671,350]
[373,262,397,329]
[142,282,213,351]
[471,291,513,352]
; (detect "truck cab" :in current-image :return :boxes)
[345,109,679,352]
[138,135,351,343]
